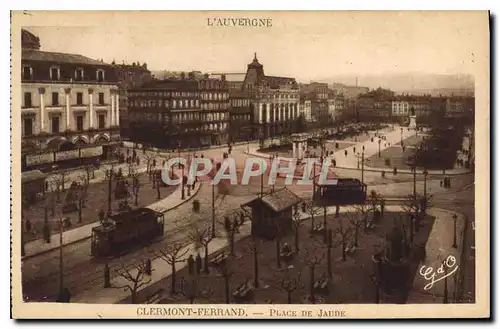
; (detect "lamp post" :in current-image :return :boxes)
[356,152,360,169]
[400,127,403,145]
[423,169,428,200]
[378,139,381,157]
[211,181,216,238]
[452,214,458,248]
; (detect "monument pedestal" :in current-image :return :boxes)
[409,115,417,130]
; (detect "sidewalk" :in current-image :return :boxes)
[22,168,202,260]
[72,204,456,304]
[406,208,466,303]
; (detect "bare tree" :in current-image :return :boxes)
[247,236,263,288]
[83,164,95,183]
[157,243,189,295]
[130,168,141,206]
[115,261,152,304]
[215,256,235,304]
[345,211,364,249]
[292,209,303,252]
[302,246,325,304]
[220,215,240,256]
[279,268,303,304]
[352,203,371,232]
[50,174,68,203]
[75,176,88,223]
[189,226,213,274]
[104,166,115,214]
[304,200,322,234]
[143,153,156,177]
[335,217,352,262]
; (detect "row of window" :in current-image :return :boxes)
[201,112,229,122]
[22,65,106,82]
[231,99,251,107]
[130,91,199,98]
[200,92,229,101]
[131,99,199,109]
[22,114,107,136]
[23,91,106,108]
[199,80,227,90]
[201,103,230,110]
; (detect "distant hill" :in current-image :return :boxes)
[314,73,474,96]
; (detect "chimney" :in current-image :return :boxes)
[180,72,186,80]
[204,73,209,79]
[221,74,226,81]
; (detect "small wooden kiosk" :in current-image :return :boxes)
[241,188,302,240]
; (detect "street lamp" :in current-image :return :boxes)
[400,127,403,145]
[423,169,428,200]
[378,139,381,157]
[452,214,458,248]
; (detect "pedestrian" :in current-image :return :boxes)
[187,255,195,275]
[195,254,202,275]
[440,180,443,187]
[344,150,348,157]
[25,219,32,233]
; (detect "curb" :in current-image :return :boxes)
[22,178,203,260]
[244,150,473,177]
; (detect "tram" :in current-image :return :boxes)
[314,178,367,206]
[90,207,165,258]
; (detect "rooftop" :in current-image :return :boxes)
[22,49,110,66]
[242,187,302,213]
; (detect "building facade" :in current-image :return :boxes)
[228,90,253,143]
[112,61,153,138]
[299,97,312,122]
[241,54,300,139]
[128,73,230,148]
[21,29,120,155]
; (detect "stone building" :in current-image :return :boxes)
[241,53,300,139]
[228,89,253,143]
[127,73,229,148]
[20,29,120,156]
[112,61,153,138]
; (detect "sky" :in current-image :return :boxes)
[19,11,488,83]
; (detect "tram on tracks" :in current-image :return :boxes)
[90,207,165,258]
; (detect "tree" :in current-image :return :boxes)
[345,211,364,249]
[304,200,321,234]
[215,256,235,304]
[130,168,141,206]
[220,215,240,256]
[292,209,303,252]
[83,164,95,183]
[115,260,152,304]
[144,153,156,177]
[76,184,87,224]
[279,268,303,304]
[335,217,352,261]
[50,174,69,203]
[157,243,189,295]
[352,203,371,232]
[104,166,115,214]
[189,226,213,274]
[248,236,262,288]
[301,246,325,304]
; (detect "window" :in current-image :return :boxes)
[51,116,60,133]
[75,68,84,81]
[76,92,83,105]
[52,92,59,106]
[97,70,105,82]
[50,67,60,81]
[98,114,105,129]
[76,115,84,131]
[98,93,104,105]
[22,66,32,80]
[23,117,33,136]
[24,92,32,108]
